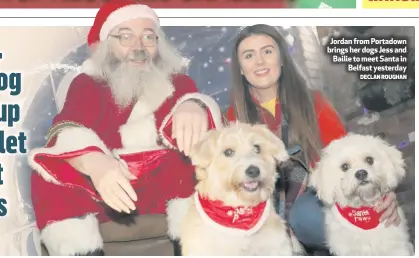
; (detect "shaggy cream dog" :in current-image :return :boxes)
[310,133,414,256]
[166,123,299,256]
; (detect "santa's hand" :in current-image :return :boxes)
[90,160,138,213]
[172,100,208,156]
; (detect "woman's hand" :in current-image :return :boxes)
[172,100,208,156]
[376,191,401,227]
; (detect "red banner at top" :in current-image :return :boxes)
[0,0,288,8]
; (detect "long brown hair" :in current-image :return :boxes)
[230,24,321,163]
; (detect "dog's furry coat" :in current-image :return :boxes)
[167,123,302,256]
[311,134,414,256]
[168,196,293,255]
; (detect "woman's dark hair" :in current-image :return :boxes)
[230,24,322,163]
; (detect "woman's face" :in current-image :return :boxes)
[237,34,281,90]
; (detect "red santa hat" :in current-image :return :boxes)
[87,0,160,47]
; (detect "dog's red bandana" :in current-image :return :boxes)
[196,193,269,233]
[335,204,384,230]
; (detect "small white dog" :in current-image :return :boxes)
[166,123,301,256]
[310,133,414,256]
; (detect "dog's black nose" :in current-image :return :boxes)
[355,169,368,180]
[245,165,260,178]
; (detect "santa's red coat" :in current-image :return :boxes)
[28,71,222,232]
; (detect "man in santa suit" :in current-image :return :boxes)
[27,0,222,255]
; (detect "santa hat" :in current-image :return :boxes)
[87,0,160,47]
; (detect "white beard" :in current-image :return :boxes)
[103,53,174,109]
[87,37,187,111]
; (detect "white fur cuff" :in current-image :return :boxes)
[28,126,111,184]
[41,214,103,255]
[159,92,223,150]
[166,197,192,240]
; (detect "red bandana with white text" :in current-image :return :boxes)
[198,194,267,231]
[335,203,384,230]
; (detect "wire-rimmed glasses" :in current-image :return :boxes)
[108,33,159,47]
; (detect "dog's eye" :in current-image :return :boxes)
[224,148,235,157]
[365,156,374,165]
[252,144,261,154]
[341,163,350,172]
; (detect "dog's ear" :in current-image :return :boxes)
[252,124,289,164]
[309,158,335,206]
[189,129,221,169]
[377,137,406,188]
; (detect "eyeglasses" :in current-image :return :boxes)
[108,33,159,47]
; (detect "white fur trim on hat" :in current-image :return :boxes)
[99,4,160,41]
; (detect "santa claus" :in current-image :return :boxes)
[27,0,222,255]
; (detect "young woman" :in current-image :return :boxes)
[224,24,401,251]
